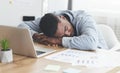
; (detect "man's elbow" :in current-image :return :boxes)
[86,42,97,50]
[86,36,98,50]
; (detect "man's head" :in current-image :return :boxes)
[39,13,74,37]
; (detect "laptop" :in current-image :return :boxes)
[0,25,56,58]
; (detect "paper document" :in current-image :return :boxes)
[45,49,120,67]
[45,49,99,65]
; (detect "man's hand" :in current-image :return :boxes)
[32,33,62,46]
[32,33,48,45]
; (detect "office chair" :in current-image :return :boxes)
[98,24,120,50]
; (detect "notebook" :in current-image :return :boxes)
[0,25,56,58]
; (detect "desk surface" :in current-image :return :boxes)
[0,44,120,73]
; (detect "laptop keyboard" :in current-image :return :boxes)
[36,50,46,55]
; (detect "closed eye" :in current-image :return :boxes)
[64,26,68,33]
[62,25,68,37]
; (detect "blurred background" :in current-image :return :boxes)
[0,0,120,41]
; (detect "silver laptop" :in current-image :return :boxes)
[0,25,56,58]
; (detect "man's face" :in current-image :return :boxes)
[54,16,74,38]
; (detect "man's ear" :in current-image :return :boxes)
[60,15,66,20]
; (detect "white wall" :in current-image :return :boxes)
[0,0,68,26]
[43,0,68,14]
[0,0,43,26]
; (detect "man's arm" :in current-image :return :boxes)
[18,18,42,36]
[62,13,98,50]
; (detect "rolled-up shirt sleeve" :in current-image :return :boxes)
[18,18,42,36]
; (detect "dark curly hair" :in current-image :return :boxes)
[39,13,59,37]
